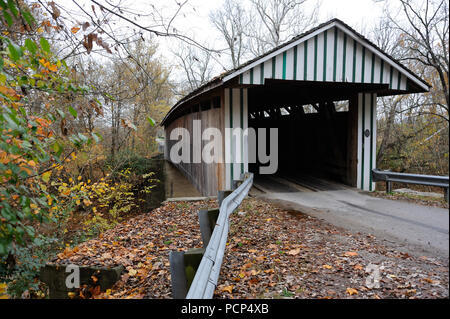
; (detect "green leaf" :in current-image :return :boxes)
[68,106,77,118]
[7,0,18,18]
[7,42,22,61]
[39,37,50,53]
[22,10,35,26]
[25,38,37,55]
[2,10,12,26]
[52,141,63,156]
[146,116,155,126]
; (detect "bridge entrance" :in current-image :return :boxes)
[247,80,381,188]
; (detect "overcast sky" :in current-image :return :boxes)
[154,0,388,78]
[62,0,392,81]
[163,0,386,42]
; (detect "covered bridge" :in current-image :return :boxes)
[161,18,430,196]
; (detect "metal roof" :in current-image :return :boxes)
[162,18,430,126]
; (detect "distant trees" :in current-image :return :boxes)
[208,0,319,68]
[374,0,448,175]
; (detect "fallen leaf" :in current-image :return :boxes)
[222,285,233,293]
[346,288,358,295]
[128,268,137,276]
[287,248,300,255]
[344,251,358,257]
[354,264,364,270]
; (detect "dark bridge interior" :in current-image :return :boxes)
[248,80,386,187]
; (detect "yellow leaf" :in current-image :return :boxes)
[128,268,137,276]
[28,160,37,167]
[83,199,92,206]
[67,292,76,298]
[71,26,80,34]
[0,283,8,298]
[346,288,358,295]
[48,64,58,72]
[222,285,233,293]
[322,264,333,269]
[41,171,52,183]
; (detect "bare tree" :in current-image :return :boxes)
[209,0,251,68]
[172,43,215,92]
[246,0,320,56]
[387,0,449,122]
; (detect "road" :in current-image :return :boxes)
[253,175,449,258]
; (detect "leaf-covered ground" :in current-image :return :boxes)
[52,197,449,299]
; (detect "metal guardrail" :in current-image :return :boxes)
[371,169,449,202]
[185,173,254,299]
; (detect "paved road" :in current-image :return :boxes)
[255,177,449,258]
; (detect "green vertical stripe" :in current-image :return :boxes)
[379,60,384,83]
[369,94,374,191]
[240,88,244,175]
[397,72,401,90]
[361,47,366,83]
[229,88,233,184]
[370,53,375,83]
[314,35,318,81]
[282,51,287,79]
[342,33,347,81]
[293,45,298,80]
[272,56,276,78]
[323,30,327,81]
[260,62,264,84]
[352,40,357,82]
[333,28,338,81]
[239,73,243,84]
[304,40,308,80]
[361,93,365,190]
[250,68,254,84]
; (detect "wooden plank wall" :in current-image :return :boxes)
[164,93,225,196]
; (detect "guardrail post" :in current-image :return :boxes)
[184,248,205,292]
[218,190,232,207]
[169,248,205,299]
[169,251,187,299]
[445,187,449,202]
[198,208,219,247]
[386,180,392,194]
